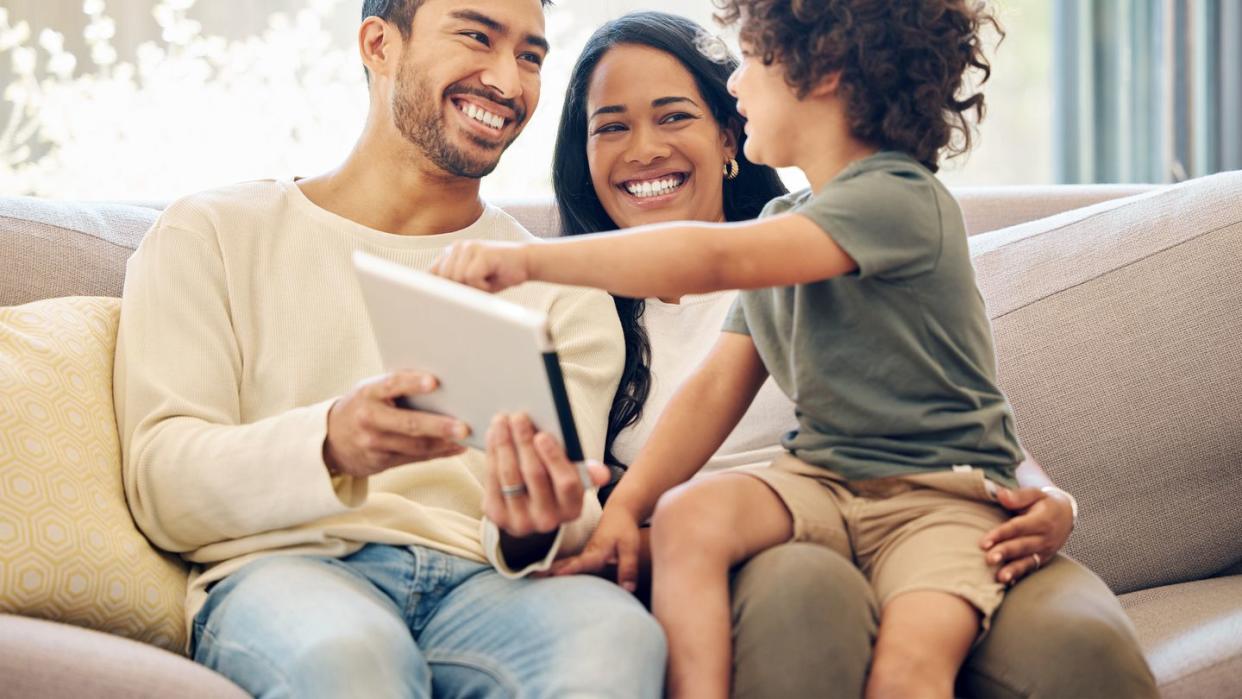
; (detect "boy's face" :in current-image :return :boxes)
[388,0,548,178]
[727,42,803,170]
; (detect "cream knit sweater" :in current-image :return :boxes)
[113,179,623,634]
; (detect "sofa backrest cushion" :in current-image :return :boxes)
[971,171,1242,594]
[0,197,156,306]
[0,297,188,651]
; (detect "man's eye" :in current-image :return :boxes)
[520,52,544,67]
[462,31,490,46]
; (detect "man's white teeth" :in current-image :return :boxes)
[462,102,504,129]
[626,176,685,198]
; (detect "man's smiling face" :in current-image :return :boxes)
[391,0,548,178]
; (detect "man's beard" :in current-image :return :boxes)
[392,61,525,179]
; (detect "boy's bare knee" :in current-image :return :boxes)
[650,482,731,559]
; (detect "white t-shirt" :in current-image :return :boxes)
[610,291,797,474]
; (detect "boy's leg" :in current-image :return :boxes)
[868,591,980,699]
[650,473,795,699]
[859,486,1009,699]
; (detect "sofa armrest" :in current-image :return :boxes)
[0,614,247,699]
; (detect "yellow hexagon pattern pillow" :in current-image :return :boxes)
[0,297,188,652]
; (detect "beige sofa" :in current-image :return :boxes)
[1,176,1240,698]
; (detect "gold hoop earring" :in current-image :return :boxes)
[723,158,740,180]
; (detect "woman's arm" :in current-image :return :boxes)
[608,331,771,521]
[432,213,857,297]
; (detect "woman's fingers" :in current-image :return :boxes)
[995,486,1046,512]
[980,511,1042,550]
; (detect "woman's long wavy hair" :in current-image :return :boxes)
[552,11,787,473]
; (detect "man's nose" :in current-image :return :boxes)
[480,54,522,102]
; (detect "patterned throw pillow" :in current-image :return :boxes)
[0,297,188,652]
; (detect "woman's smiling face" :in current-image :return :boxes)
[585,43,736,229]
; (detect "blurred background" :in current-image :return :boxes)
[0,0,1238,201]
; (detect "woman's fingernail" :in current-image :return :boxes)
[989,553,1000,564]
[981,539,993,548]
[1001,571,1011,582]
[622,581,637,593]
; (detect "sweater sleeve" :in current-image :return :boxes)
[114,215,367,553]
[483,285,624,576]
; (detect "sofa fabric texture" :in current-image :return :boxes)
[0,297,187,651]
[0,178,1239,698]
[971,171,1242,595]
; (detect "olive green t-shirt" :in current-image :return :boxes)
[723,151,1022,486]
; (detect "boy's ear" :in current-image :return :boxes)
[807,70,843,99]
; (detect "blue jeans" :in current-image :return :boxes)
[191,544,666,698]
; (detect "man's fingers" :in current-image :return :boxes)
[367,402,469,442]
[510,414,559,532]
[371,434,464,462]
[533,431,585,520]
[482,419,508,526]
[366,371,438,402]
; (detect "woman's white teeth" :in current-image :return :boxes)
[462,102,504,129]
[626,176,685,198]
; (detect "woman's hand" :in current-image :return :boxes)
[430,240,532,293]
[981,487,1076,585]
[551,503,644,593]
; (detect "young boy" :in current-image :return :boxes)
[434,2,1019,697]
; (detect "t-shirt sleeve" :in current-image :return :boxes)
[794,166,944,280]
[722,294,751,335]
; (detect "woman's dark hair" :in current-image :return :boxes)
[714,0,1002,172]
[552,11,788,475]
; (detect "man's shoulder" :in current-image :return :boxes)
[159,179,291,237]
[477,204,540,243]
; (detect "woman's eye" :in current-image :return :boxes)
[661,113,696,125]
[592,123,627,135]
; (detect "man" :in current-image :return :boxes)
[114,1,665,696]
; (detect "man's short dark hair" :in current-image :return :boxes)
[361,0,554,82]
[361,0,554,39]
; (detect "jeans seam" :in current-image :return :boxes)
[195,620,295,693]
[424,651,521,696]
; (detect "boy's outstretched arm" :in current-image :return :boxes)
[432,214,857,297]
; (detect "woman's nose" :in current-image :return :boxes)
[625,124,670,164]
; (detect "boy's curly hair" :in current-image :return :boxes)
[715,0,1002,172]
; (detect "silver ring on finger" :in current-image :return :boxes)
[1031,552,1042,569]
[500,482,528,498]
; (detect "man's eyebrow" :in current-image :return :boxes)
[449,10,549,54]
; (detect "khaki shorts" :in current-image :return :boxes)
[737,455,1009,629]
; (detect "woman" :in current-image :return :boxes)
[551,12,1157,699]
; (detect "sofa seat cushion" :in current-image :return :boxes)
[1120,575,1242,699]
[0,297,188,651]
[0,614,246,698]
[970,171,1242,595]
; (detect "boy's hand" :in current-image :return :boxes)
[431,240,532,293]
[980,486,1075,585]
[551,503,643,593]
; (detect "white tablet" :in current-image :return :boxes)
[352,252,589,485]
